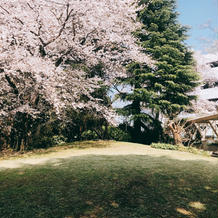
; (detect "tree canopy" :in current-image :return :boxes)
[0,0,204,149]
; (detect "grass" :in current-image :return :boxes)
[0,142,217,218]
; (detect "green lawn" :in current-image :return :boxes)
[0,142,217,218]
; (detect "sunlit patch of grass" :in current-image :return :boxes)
[0,140,113,160]
[176,208,193,216]
[68,140,113,149]
[204,186,211,190]
[189,202,206,210]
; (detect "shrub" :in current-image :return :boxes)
[178,145,209,156]
[52,135,67,145]
[31,136,53,149]
[108,127,131,141]
[81,130,98,140]
[151,143,210,156]
[151,143,178,150]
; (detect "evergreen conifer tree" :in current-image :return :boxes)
[117,0,199,143]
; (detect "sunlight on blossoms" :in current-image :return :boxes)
[0,0,151,124]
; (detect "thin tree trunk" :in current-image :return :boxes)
[168,122,182,145]
[132,100,141,142]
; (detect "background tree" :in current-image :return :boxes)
[117,0,199,144]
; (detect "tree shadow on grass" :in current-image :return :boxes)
[0,155,217,218]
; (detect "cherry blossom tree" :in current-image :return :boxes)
[0,0,151,149]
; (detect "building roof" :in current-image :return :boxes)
[198,87,218,100]
[207,61,218,68]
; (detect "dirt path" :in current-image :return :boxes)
[0,142,217,169]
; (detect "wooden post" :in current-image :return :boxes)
[194,123,203,138]
[208,121,218,138]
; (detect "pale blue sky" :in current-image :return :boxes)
[176,0,218,52]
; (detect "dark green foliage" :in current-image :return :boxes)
[76,126,131,142]
[51,135,67,145]
[61,110,109,142]
[81,130,99,140]
[7,111,51,151]
[28,118,63,149]
[0,88,53,151]
[30,136,54,149]
[136,0,199,118]
[61,110,131,142]
[117,0,199,143]
[107,126,131,141]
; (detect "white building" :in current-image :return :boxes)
[198,60,218,102]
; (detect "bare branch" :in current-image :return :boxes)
[43,5,74,47]
[14,17,24,25]
[27,2,35,11]
[5,75,19,95]
[0,5,10,14]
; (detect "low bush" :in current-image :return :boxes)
[81,130,98,140]
[31,136,53,149]
[52,135,67,145]
[151,143,178,150]
[108,127,131,141]
[151,143,210,156]
[178,145,209,156]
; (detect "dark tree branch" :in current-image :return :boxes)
[43,4,74,47]
[5,75,19,95]
[14,17,24,25]
[0,5,10,14]
[27,2,34,11]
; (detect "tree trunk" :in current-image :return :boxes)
[168,122,183,145]
[132,100,141,142]
[103,122,109,140]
